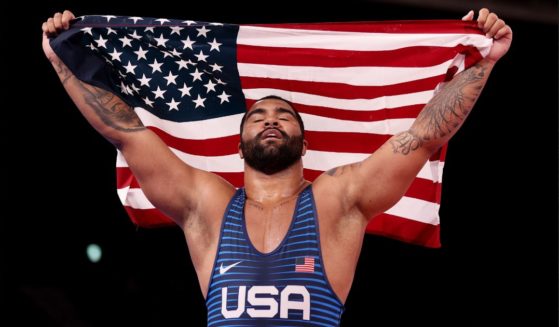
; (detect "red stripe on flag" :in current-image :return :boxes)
[245,99,424,122]
[305,131,389,152]
[238,44,476,68]
[124,207,174,227]
[247,20,484,34]
[367,213,441,248]
[149,126,239,156]
[117,167,245,189]
[240,74,445,100]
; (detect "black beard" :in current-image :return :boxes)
[241,129,304,175]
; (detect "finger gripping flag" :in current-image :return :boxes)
[50,15,491,248]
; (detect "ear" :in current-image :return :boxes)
[238,142,244,159]
[301,139,308,156]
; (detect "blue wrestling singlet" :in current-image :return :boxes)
[206,185,344,326]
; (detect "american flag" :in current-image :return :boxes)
[295,257,315,273]
[50,15,491,248]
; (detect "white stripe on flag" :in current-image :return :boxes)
[135,107,243,140]
[238,26,493,51]
[238,59,456,86]
[243,89,435,111]
[384,196,441,225]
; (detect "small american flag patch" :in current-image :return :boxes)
[295,257,315,273]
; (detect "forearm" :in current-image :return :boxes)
[48,56,145,147]
[391,58,495,154]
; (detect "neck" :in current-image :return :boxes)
[244,160,308,203]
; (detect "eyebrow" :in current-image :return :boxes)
[245,107,296,121]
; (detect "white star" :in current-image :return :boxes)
[149,59,163,73]
[210,63,223,72]
[106,27,117,35]
[81,27,93,35]
[94,35,108,48]
[183,20,196,25]
[103,15,117,22]
[208,38,222,52]
[119,82,133,95]
[195,50,208,62]
[163,71,178,85]
[119,81,130,95]
[143,96,154,107]
[170,26,184,35]
[204,80,217,93]
[129,16,143,24]
[129,30,142,39]
[166,98,181,111]
[154,34,168,47]
[176,59,190,70]
[163,51,174,59]
[130,83,140,93]
[170,48,182,57]
[215,78,227,85]
[87,43,97,51]
[217,91,231,104]
[119,36,133,47]
[138,74,152,87]
[109,49,122,61]
[144,26,155,33]
[134,46,148,60]
[155,18,170,25]
[196,26,210,38]
[209,22,224,26]
[190,68,203,82]
[152,86,166,99]
[192,95,206,108]
[123,61,137,74]
[178,83,192,97]
[181,36,195,50]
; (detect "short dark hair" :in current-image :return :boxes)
[239,95,305,135]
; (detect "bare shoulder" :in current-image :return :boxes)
[181,171,236,246]
[186,170,237,225]
[312,164,365,224]
[312,163,362,209]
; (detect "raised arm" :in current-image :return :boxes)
[42,11,235,228]
[315,8,512,220]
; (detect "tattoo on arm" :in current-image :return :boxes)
[326,162,361,177]
[390,61,488,155]
[416,62,486,140]
[52,60,145,133]
[389,130,423,155]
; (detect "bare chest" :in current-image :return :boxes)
[244,199,297,253]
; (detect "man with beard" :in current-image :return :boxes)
[43,9,511,326]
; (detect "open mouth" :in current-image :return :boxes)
[261,129,283,140]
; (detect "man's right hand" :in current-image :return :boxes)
[41,10,75,61]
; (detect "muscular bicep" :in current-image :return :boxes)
[317,130,433,221]
[354,131,434,219]
[119,129,235,226]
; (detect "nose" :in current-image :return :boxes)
[264,119,279,127]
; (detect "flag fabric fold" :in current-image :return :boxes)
[51,15,491,248]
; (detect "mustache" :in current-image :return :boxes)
[256,128,288,140]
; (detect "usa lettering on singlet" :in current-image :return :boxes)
[206,185,344,326]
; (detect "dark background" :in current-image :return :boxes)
[2,1,557,326]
